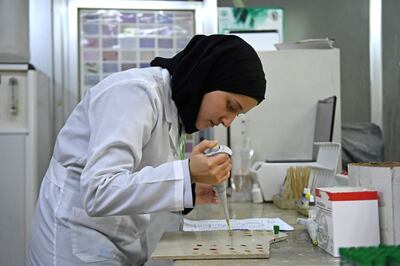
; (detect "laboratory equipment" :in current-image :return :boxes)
[340,245,400,266]
[0,64,52,266]
[152,230,287,260]
[231,115,254,202]
[204,144,232,231]
[297,218,318,246]
[251,142,341,202]
[273,225,280,235]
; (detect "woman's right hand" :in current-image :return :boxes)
[189,140,232,185]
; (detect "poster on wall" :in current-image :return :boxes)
[218,7,284,50]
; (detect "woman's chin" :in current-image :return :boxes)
[195,123,206,131]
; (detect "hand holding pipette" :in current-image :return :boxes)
[188,140,232,232]
[203,144,232,232]
[189,140,231,185]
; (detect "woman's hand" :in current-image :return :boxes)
[195,183,220,205]
[189,140,231,185]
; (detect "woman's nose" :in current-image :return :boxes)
[221,113,236,127]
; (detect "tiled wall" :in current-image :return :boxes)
[79,9,195,96]
[79,8,201,154]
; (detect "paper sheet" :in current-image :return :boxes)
[183,217,294,232]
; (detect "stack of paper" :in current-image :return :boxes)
[183,217,294,232]
[275,38,335,50]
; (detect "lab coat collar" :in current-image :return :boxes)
[158,68,180,156]
[159,68,177,124]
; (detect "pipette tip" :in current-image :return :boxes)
[226,219,233,236]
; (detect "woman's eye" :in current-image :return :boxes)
[228,104,235,112]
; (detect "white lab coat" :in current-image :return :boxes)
[27,67,192,265]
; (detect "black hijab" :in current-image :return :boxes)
[150,34,266,133]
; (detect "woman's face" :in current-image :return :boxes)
[195,90,258,130]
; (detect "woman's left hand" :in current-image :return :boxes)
[195,183,220,205]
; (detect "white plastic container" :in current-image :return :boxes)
[251,184,264,203]
[250,142,341,201]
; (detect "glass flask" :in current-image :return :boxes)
[230,114,254,202]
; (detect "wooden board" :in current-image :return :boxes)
[151,230,287,260]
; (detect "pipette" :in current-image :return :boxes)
[204,144,232,233]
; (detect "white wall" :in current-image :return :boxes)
[0,0,29,63]
[218,0,369,125]
[29,0,55,169]
[30,0,53,76]
[382,0,400,161]
[215,49,341,162]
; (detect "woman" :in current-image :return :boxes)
[27,34,266,265]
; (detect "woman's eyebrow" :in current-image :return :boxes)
[234,99,244,112]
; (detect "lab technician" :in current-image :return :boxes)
[27,34,266,265]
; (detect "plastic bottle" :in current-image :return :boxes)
[251,183,263,203]
[297,218,318,246]
[300,187,311,207]
[308,194,317,220]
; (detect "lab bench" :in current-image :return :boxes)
[169,202,340,266]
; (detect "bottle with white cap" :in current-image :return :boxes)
[251,183,264,203]
[308,194,317,220]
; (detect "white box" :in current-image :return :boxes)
[316,187,380,257]
[348,162,400,245]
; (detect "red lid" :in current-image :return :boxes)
[316,187,379,201]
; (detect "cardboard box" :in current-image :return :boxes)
[316,187,380,257]
[348,162,400,245]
